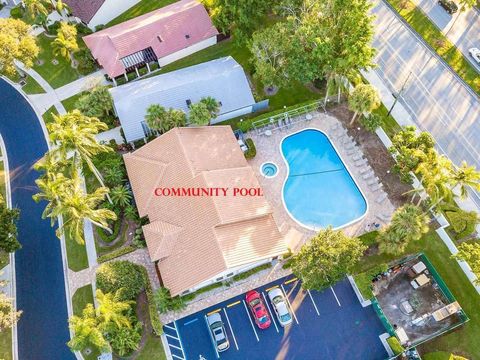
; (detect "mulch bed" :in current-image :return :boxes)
[328,102,411,208]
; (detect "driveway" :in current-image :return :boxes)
[412,0,480,72]
[371,0,480,207]
[0,78,73,359]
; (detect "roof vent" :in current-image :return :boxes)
[157,35,163,43]
[186,99,192,106]
[185,34,190,39]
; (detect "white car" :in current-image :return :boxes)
[468,48,480,65]
[268,288,293,327]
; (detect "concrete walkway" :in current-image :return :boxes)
[97,126,123,145]
[55,70,108,101]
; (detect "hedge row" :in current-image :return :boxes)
[244,138,256,159]
[139,266,163,335]
[232,263,272,282]
[97,245,136,263]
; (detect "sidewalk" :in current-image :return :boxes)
[55,70,108,101]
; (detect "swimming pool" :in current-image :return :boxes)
[281,128,367,230]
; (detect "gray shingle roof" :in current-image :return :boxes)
[110,57,256,143]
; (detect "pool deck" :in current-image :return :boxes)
[247,110,396,251]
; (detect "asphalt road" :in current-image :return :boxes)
[411,0,480,72]
[372,0,480,205]
[0,78,73,359]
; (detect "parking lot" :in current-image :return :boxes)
[163,276,388,360]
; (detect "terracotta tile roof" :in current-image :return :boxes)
[64,0,106,24]
[83,0,218,78]
[123,126,287,295]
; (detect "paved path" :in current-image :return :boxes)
[97,126,124,145]
[411,0,480,72]
[372,0,480,207]
[55,70,108,101]
[0,78,74,359]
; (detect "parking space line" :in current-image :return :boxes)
[204,315,220,359]
[223,308,239,350]
[242,300,260,342]
[169,344,183,351]
[207,308,222,316]
[307,290,320,316]
[165,333,179,340]
[280,284,299,324]
[173,320,186,358]
[227,300,241,308]
[164,324,175,331]
[265,285,279,292]
[262,292,279,333]
[171,354,184,360]
[330,286,342,307]
[284,277,298,285]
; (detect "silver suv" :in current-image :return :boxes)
[268,288,293,327]
[207,313,230,352]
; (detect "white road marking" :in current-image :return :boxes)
[330,286,342,307]
[262,291,279,333]
[280,284,299,324]
[164,324,176,331]
[165,333,179,340]
[242,300,260,342]
[223,308,239,350]
[169,344,183,351]
[173,320,186,358]
[171,354,184,360]
[307,290,320,316]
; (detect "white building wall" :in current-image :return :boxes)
[183,257,273,295]
[212,105,254,124]
[87,0,141,29]
[157,36,217,67]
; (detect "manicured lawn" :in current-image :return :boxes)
[42,106,59,125]
[422,351,454,360]
[137,332,167,360]
[355,230,480,358]
[21,76,46,95]
[0,161,6,201]
[72,284,94,316]
[0,328,12,360]
[65,230,89,272]
[106,0,177,27]
[61,92,87,112]
[387,0,480,95]
[33,34,83,89]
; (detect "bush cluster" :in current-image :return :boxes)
[443,204,479,240]
[244,138,256,159]
[96,261,145,300]
[97,245,136,263]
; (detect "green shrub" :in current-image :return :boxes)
[74,49,97,75]
[443,205,479,240]
[138,266,163,335]
[232,263,271,282]
[96,219,122,243]
[48,21,61,35]
[360,113,382,132]
[244,138,256,159]
[10,5,24,19]
[76,23,93,35]
[154,287,187,314]
[359,231,379,247]
[386,336,404,355]
[354,263,388,300]
[96,260,145,300]
[109,320,142,356]
[97,245,136,263]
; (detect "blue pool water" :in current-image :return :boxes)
[281,129,367,229]
[261,162,278,177]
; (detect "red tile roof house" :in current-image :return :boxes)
[64,0,142,29]
[83,0,219,84]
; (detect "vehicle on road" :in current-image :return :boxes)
[438,0,458,14]
[268,288,293,327]
[207,313,230,352]
[468,48,480,65]
[246,290,271,329]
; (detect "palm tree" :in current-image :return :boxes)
[68,304,110,353]
[23,0,48,20]
[416,154,454,208]
[104,167,124,188]
[450,161,480,199]
[378,204,429,255]
[188,101,211,126]
[348,84,380,125]
[47,110,112,202]
[110,185,131,208]
[323,72,350,106]
[95,289,133,330]
[200,97,221,119]
[34,12,51,32]
[52,22,79,65]
[145,104,167,133]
